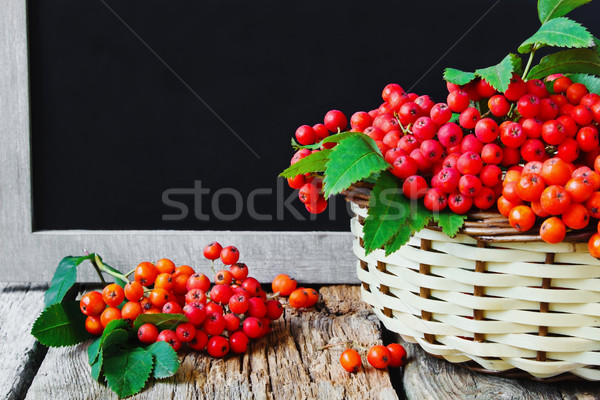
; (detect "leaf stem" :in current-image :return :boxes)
[521,46,538,80]
[89,256,107,286]
[94,255,130,284]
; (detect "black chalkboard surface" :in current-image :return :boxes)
[27,0,600,231]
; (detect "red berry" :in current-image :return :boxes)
[504,74,527,101]
[430,103,452,125]
[287,175,305,189]
[526,79,549,99]
[476,79,496,98]
[448,192,473,214]
[324,110,347,132]
[312,123,330,140]
[480,164,502,187]
[224,313,241,332]
[203,312,226,336]
[367,345,391,369]
[412,117,437,141]
[437,122,463,148]
[295,125,317,146]
[229,331,250,354]
[241,277,261,297]
[265,299,284,320]
[229,263,249,281]
[207,336,229,358]
[205,302,224,315]
[566,83,588,105]
[577,126,599,152]
[459,175,482,197]
[520,139,546,162]
[162,301,183,314]
[522,118,543,139]
[183,302,207,326]
[481,143,503,165]
[210,284,234,305]
[447,90,470,112]
[459,107,480,129]
[474,187,496,210]
[176,322,196,343]
[390,156,418,180]
[242,317,264,339]
[423,188,448,211]
[340,349,362,373]
[517,94,541,118]
[488,94,510,117]
[189,329,208,351]
[386,343,407,368]
[137,323,159,344]
[419,140,444,163]
[474,118,498,143]
[538,98,559,121]
[157,329,181,351]
[500,122,526,148]
[553,76,572,93]
[350,111,373,132]
[80,291,105,317]
[187,274,211,292]
[402,175,428,199]
[220,246,240,265]
[457,152,483,175]
[435,168,461,193]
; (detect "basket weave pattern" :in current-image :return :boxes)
[348,192,600,381]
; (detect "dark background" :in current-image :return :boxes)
[28,0,600,231]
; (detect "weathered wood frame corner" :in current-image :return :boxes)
[0,0,356,283]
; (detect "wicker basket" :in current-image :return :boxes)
[343,183,600,381]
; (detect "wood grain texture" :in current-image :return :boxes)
[400,336,600,400]
[0,283,48,400]
[25,285,398,400]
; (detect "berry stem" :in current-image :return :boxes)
[124,268,136,277]
[94,254,130,284]
[85,251,107,285]
[521,45,538,80]
[210,260,216,275]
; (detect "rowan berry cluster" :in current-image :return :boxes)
[288,74,600,253]
[79,243,285,358]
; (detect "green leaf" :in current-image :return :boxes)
[31,301,91,347]
[362,172,409,254]
[527,48,600,79]
[384,200,433,257]
[569,73,600,94]
[433,212,467,238]
[91,351,103,381]
[443,68,476,85]
[133,313,188,331]
[538,0,592,24]
[475,54,520,92]
[44,255,94,307]
[101,328,129,354]
[449,113,460,123]
[518,17,594,53]
[279,149,332,178]
[104,347,153,398]
[88,319,130,364]
[146,341,180,379]
[323,135,389,198]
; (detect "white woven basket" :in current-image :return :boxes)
[350,202,600,381]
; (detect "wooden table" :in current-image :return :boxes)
[2,283,600,399]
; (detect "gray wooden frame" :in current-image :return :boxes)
[0,0,357,283]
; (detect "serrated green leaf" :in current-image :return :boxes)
[569,73,600,94]
[518,17,594,53]
[146,341,180,379]
[279,149,331,178]
[44,255,94,307]
[91,350,103,381]
[104,347,153,398]
[538,0,592,24]
[384,201,433,257]
[323,135,389,198]
[475,54,520,92]
[102,328,129,354]
[527,48,600,79]
[363,172,409,254]
[433,212,467,238]
[133,313,188,331]
[31,301,91,347]
[443,68,476,85]
[88,319,130,365]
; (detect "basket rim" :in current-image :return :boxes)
[342,182,595,244]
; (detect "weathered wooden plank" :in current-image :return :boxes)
[26,285,398,399]
[0,283,48,400]
[400,336,600,400]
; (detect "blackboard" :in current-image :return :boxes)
[27,0,600,231]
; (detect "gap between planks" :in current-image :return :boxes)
[24,285,399,400]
